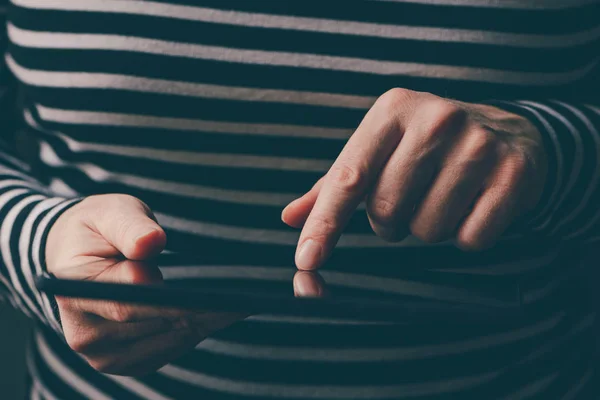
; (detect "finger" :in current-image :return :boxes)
[295,90,414,270]
[85,313,242,376]
[281,177,325,228]
[293,271,327,297]
[410,127,497,243]
[59,259,189,322]
[367,99,466,241]
[456,155,527,251]
[88,195,167,260]
[84,326,203,376]
[62,314,174,354]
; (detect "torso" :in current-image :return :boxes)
[9,0,598,398]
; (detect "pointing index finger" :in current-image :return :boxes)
[295,95,407,270]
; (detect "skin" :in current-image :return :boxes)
[282,88,548,270]
[46,194,241,376]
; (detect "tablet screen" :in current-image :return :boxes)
[39,252,531,324]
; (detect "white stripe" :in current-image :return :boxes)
[0,191,46,321]
[427,247,560,275]
[30,121,333,173]
[31,199,80,333]
[516,313,594,365]
[35,104,353,139]
[244,314,397,325]
[161,266,519,307]
[48,178,78,197]
[38,140,301,207]
[196,312,563,361]
[0,146,32,171]
[519,101,584,232]
[562,367,594,400]
[35,333,112,400]
[12,0,600,46]
[554,102,600,239]
[370,0,597,9]
[7,55,372,110]
[522,274,563,305]
[26,347,60,400]
[497,372,558,400]
[7,23,598,85]
[107,376,173,400]
[155,209,523,248]
[512,104,564,227]
[30,385,41,400]
[160,363,501,399]
[0,164,48,187]
[587,104,600,115]
[45,139,436,245]
[0,178,45,192]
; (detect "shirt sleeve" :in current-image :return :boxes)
[0,6,79,334]
[487,64,600,244]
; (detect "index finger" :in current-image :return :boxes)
[295,94,407,270]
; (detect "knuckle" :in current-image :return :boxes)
[369,198,397,225]
[423,98,465,137]
[328,164,368,194]
[377,88,416,113]
[65,327,96,354]
[507,152,530,175]
[463,129,497,161]
[108,302,133,323]
[419,100,465,141]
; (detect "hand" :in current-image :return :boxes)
[282,89,547,270]
[46,194,241,376]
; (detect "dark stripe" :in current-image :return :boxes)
[19,0,597,35]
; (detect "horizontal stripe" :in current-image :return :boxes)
[13,0,600,34]
[370,0,598,9]
[497,373,558,400]
[11,0,600,47]
[159,363,501,399]
[38,141,301,206]
[9,24,599,84]
[26,111,336,173]
[245,315,397,325]
[427,247,560,275]
[196,312,564,361]
[562,367,594,400]
[106,376,172,400]
[27,350,60,400]
[34,333,111,400]
[35,104,353,139]
[7,54,374,110]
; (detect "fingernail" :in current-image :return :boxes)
[295,239,322,270]
[133,226,160,244]
[294,272,320,297]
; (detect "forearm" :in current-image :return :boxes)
[0,153,80,332]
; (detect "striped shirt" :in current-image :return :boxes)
[1,0,599,399]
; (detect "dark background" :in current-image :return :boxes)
[0,304,30,399]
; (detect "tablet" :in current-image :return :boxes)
[35,255,532,324]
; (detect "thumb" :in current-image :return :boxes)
[92,195,167,260]
[282,177,324,228]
